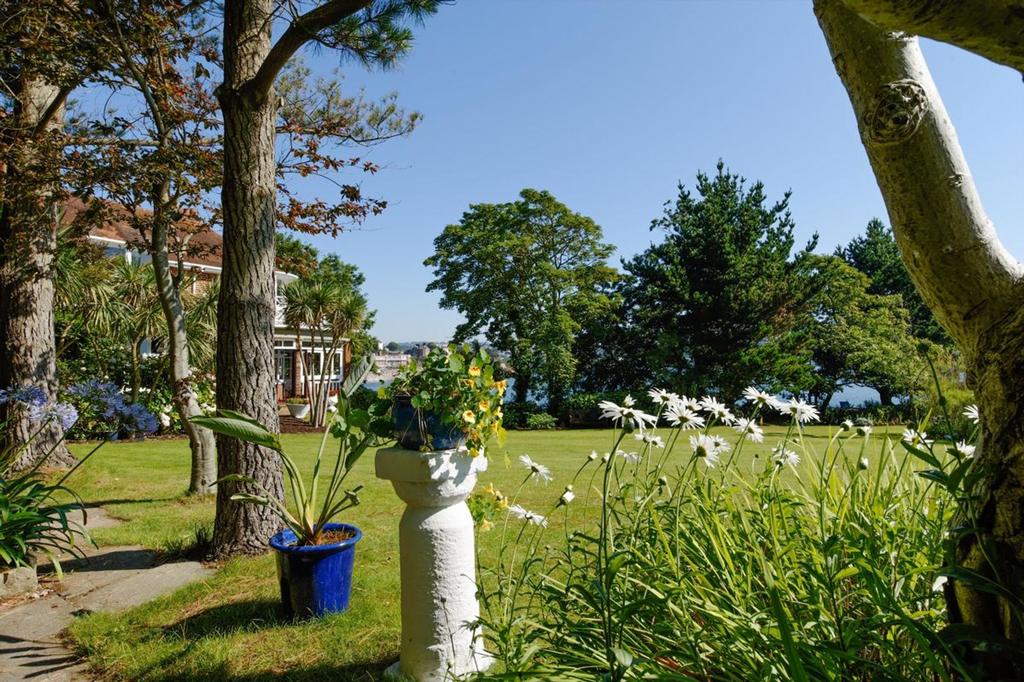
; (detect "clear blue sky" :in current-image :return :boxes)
[292,0,1024,343]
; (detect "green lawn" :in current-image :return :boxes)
[66,425,903,681]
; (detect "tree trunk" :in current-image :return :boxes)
[815,2,1024,675]
[877,388,892,407]
[151,202,217,496]
[0,76,74,470]
[211,0,284,558]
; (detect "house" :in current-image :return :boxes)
[68,197,347,403]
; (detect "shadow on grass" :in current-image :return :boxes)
[163,598,286,640]
[126,600,394,681]
[86,497,182,507]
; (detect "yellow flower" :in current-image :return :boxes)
[490,422,499,433]
[495,380,507,393]
[483,483,496,495]
[462,410,476,424]
[494,409,503,421]
[468,365,481,377]
[479,519,494,532]
[469,447,480,457]
[497,495,509,510]
[478,399,490,411]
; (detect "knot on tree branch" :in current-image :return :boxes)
[863,79,927,145]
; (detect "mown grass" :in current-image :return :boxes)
[65,425,902,681]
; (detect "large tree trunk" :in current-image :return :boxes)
[211,0,284,558]
[0,76,74,470]
[815,2,1024,676]
[151,203,217,496]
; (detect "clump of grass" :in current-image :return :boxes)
[160,522,214,562]
[477,393,972,680]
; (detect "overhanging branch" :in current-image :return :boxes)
[246,0,372,99]
[841,0,1024,74]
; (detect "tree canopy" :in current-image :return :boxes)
[425,188,617,411]
[620,162,815,400]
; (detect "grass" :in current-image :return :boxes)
[65,425,902,681]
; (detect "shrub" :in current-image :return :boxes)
[1,383,155,576]
[524,412,557,430]
[501,401,544,429]
[476,389,980,680]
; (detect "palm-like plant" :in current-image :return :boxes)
[283,276,370,428]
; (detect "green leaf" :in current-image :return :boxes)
[191,413,281,452]
[341,356,373,398]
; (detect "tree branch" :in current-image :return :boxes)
[840,0,1024,74]
[814,0,1023,350]
[246,0,372,99]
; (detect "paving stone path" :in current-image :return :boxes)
[0,507,213,681]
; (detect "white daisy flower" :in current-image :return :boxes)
[634,433,665,449]
[587,450,598,462]
[558,486,575,506]
[618,450,641,463]
[598,397,658,433]
[772,446,801,468]
[647,388,678,405]
[953,440,976,458]
[932,575,948,593]
[518,454,553,484]
[665,404,705,430]
[841,419,854,431]
[858,457,870,470]
[856,424,873,437]
[709,434,732,454]
[671,395,701,412]
[742,387,775,408]
[902,429,933,447]
[733,418,764,443]
[689,434,721,467]
[508,504,548,527]
[778,399,820,424]
[699,396,736,425]
[963,404,979,425]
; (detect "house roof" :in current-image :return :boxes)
[67,196,294,277]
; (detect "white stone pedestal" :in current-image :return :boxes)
[376,447,493,681]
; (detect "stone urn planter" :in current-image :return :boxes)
[286,401,310,419]
[376,446,493,681]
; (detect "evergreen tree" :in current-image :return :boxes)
[621,162,815,400]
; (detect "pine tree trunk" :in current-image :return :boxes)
[211,0,284,558]
[815,2,1024,675]
[0,76,74,470]
[150,202,217,496]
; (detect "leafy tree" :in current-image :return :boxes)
[385,341,401,352]
[425,189,617,413]
[621,162,815,400]
[786,254,926,409]
[838,218,948,344]
[276,233,319,277]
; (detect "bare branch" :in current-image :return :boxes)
[841,0,1024,73]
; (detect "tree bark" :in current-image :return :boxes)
[151,200,217,496]
[0,76,74,470]
[211,0,284,558]
[815,2,1024,675]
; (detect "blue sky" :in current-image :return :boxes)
[292,0,1023,343]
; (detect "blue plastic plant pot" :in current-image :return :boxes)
[392,396,466,451]
[269,522,362,619]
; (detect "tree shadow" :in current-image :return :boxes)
[37,548,156,575]
[126,600,395,681]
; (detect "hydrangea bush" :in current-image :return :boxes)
[472,388,982,680]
